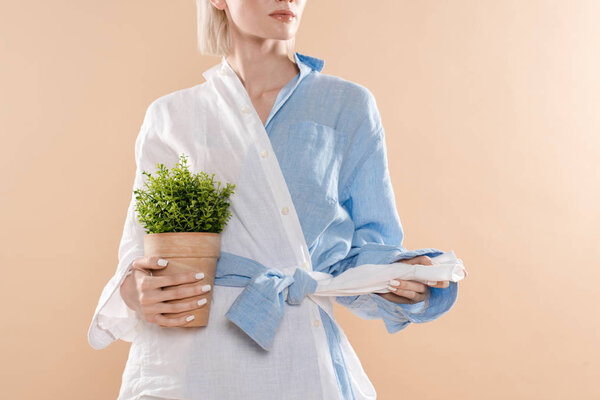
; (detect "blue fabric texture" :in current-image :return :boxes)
[215,251,318,351]
[212,51,459,398]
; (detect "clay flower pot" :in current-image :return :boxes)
[144,232,220,327]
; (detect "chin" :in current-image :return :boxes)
[272,34,295,41]
[271,27,297,39]
[260,30,295,41]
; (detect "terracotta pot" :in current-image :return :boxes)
[143,232,220,327]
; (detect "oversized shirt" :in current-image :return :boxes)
[87,51,459,400]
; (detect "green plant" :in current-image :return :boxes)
[133,153,235,234]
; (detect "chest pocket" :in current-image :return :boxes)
[280,121,348,248]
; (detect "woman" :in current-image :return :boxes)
[88,0,460,399]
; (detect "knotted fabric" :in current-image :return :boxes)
[213,249,466,351]
[214,251,318,351]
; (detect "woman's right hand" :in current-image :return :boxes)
[119,255,212,327]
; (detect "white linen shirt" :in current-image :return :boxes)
[88,52,459,400]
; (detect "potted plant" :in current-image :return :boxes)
[134,153,235,327]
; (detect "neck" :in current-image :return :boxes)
[224,38,299,98]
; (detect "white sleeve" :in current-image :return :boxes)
[87,102,175,350]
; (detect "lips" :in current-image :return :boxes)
[269,10,296,18]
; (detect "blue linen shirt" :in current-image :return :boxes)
[214,52,459,400]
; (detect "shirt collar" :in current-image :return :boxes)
[293,52,325,73]
[202,51,324,82]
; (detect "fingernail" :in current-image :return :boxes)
[387,285,397,291]
[195,272,205,280]
[197,298,207,306]
[201,284,211,292]
[427,281,437,286]
[186,315,195,322]
[158,258,168,267]
[389,280,400,286]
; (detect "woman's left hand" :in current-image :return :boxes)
[375,255,450,305]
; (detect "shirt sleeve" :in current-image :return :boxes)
[331,88,459,333]
[87,101,178,350]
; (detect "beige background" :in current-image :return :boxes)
[1,0,598,399]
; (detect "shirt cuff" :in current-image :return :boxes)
[372,281,459,326]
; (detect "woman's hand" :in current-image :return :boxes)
[119,255,212,327]
[375,255,450,305]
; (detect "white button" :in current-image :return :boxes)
[313,319,320,327]
[219,68,228,76]
[302,261,309,270]
[281,207,289,215]
[241,105,251,114]
[260,150,269,158]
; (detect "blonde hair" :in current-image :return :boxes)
[195,0,296,57]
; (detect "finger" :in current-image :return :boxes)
[418,256,433,265]
[153,312,197,327]
[375,292,412,304]
[389,279,427,293]
[145,270,207,290]
[145,295,208,315]
[398,255,433,266]
[387,286,427,302]
[427,280,450,288]
[131,265,152,276]
[157,281,212,302]
[157,296,208,315]
[132,255,170,272]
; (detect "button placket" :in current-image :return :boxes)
[224,76,311,287]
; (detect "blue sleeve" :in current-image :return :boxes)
[331,88,458,333]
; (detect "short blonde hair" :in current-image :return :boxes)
[195,0,296,57]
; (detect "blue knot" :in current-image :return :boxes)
[214,251,318,350]
[286,267,318,304]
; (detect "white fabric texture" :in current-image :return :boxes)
[312,250,464,298]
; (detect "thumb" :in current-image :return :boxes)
[132,255,169,274]
[144,256,170,271]
[411,255,433,266]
